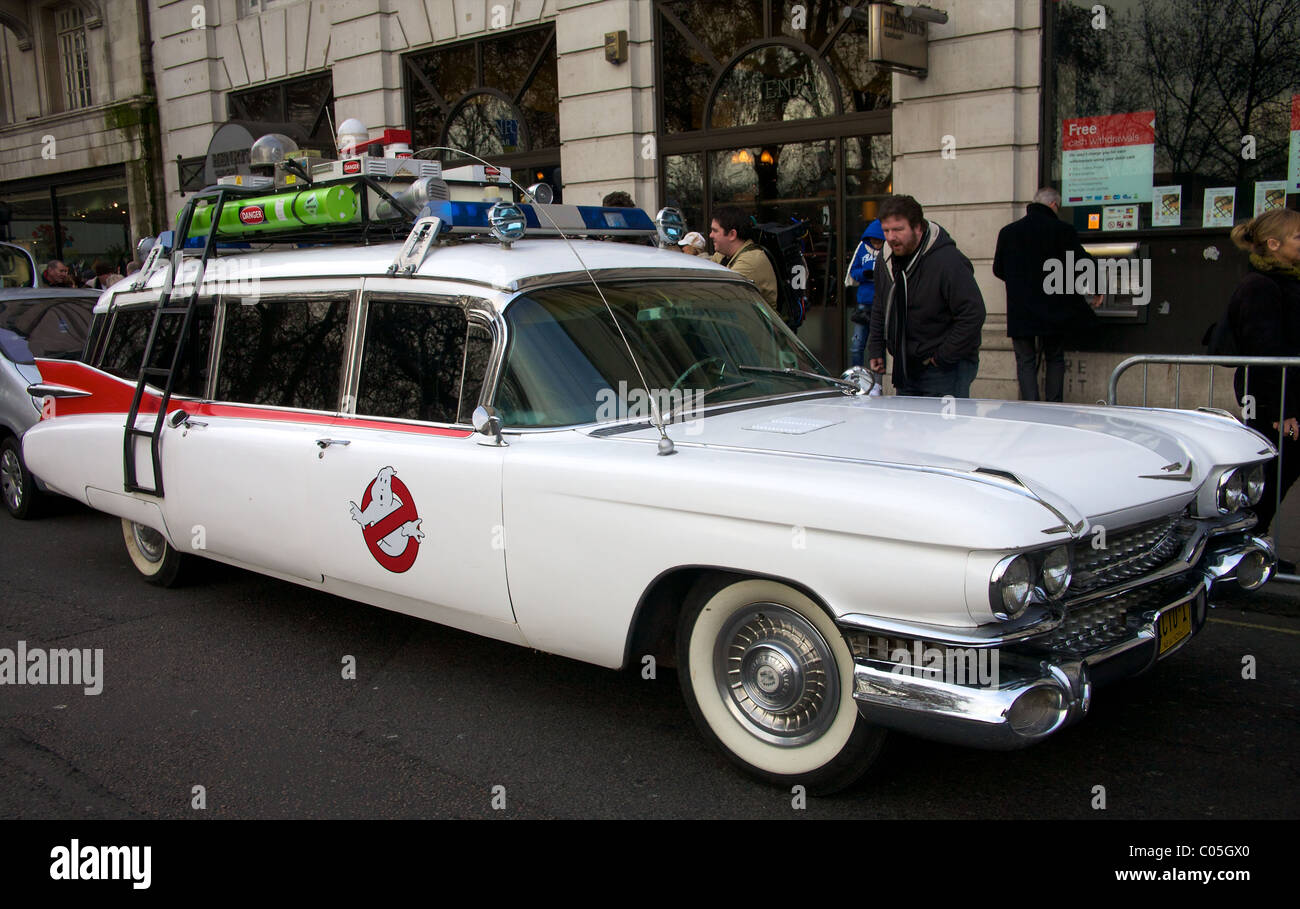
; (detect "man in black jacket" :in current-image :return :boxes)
[867,195,985,397]
[992,187,1100,401]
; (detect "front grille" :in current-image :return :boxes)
[1070,513,1195,594]
[1032,578,1197,656]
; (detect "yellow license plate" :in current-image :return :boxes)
[1158,602,1192,655]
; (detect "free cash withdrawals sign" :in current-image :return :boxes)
[1063,111,1155,205]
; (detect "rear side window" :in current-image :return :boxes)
[0,297,94,362]
[98,303,215,398]
[356,300,490,424]
[216,298,348,411]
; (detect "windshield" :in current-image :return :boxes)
[0,298,95,363]
[495,280,831,427]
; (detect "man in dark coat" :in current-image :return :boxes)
[993,187,1100,402]
[866,195,985,398]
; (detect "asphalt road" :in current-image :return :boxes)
[1,503,1297,820]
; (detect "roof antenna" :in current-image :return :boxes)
[419,147,676,455]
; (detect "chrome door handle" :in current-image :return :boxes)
[315,438,351,458]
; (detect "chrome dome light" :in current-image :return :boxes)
[487,202,527,246]
[1042,545,1072,597]
[656,207,686,246]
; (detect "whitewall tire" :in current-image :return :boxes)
[121,519,188,587]
[677,575,886,794]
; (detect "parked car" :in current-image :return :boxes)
[20,187,1277,793]
[0,287,99,518]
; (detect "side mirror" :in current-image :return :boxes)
[472,405,507,446]
[840,366,877,396]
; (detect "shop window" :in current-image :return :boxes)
[402,26,558,167]
[355,300,482,425]
[1045,0,1300,234]
[55,6,91,111]
[228,73,335,153]
[216,298,348,411]
[56,177,131,271]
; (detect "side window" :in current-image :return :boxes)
[356,300,486,424]
[98,304,215,398]
[216,298,348,410]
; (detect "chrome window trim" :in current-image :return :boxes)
[211,288,358,413]
[347,287,501,429]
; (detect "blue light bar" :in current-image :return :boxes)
[416,200,657,237]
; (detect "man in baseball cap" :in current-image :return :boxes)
[677,231,707,255]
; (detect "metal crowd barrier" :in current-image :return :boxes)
[1108,354,1300,584]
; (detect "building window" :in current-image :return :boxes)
[1044,0,1300,235]
[228,73,335,154]
[403,25,559,175]
[56,6,91,111]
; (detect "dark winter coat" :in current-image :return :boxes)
[1227,266,1300,426]
[992,202,1098,338]
[866,222,985,382]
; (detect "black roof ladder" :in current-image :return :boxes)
[122,187,230,496]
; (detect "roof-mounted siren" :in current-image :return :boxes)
[487,202,527,247]
[374,175,452,220]
[655,208,686,249]
[524,182,554,205]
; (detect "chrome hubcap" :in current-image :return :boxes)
[131,522,166,563]
[1,448,22,511]
[714,603,840,746]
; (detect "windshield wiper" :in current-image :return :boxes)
[736,364,857,393]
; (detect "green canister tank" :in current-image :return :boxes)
[186,185,360,237]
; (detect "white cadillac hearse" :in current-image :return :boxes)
[21,151,1278,793]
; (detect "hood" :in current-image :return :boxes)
[601,394,1270,530]
[862,219,884,241]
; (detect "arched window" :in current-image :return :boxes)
[708,43,840,129]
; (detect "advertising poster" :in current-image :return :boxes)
[1290,95,1300,194]
[1254,180,1288,215]
[1152,185,1181,227]
[1102,204,1139,230]
[1062,111,1156,204]
[1202,187,1236,228]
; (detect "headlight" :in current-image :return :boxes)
[992,554,1034,620]
[1244,464,1266,506]
[1042,545,1072,597]
[1217,468,1247,513]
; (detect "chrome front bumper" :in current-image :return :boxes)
[839,529,1273,751]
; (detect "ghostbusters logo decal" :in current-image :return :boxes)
[349,466,425,573]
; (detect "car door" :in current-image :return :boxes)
[306,283,515,626]
[159,284,355,581]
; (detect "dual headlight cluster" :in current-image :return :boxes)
[1217,464,1266,513]
[990,545,1072,621]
